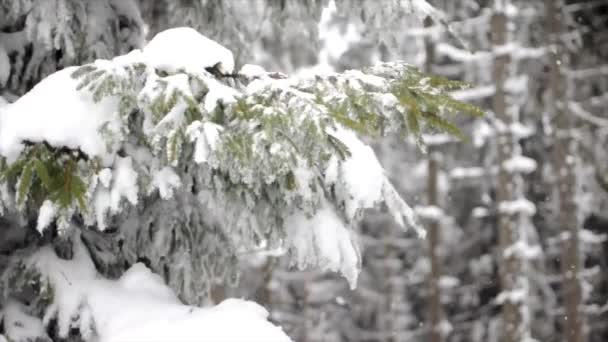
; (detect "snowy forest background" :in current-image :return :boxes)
[1,0,608,341]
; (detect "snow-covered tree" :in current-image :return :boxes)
[490,3,537,341]
[411,2,547,341]
[0,18,481,341]
[136,0,461,74]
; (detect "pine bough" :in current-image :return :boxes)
[0,27,481,340]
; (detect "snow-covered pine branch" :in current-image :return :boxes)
[0,27,481,340]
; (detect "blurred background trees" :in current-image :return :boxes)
[1,0,607,341]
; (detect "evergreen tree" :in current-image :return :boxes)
[0,0,144,98]
[0,2,481,339]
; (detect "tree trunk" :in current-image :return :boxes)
[424,16,444,342]
[544,1,584,341]
[492,7,525,342]
[427,148,443,342]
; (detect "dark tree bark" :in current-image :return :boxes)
[424,16,444,342]
[545,1,585,341]
[492,7,526,342]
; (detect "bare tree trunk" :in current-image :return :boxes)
[544,1,584,341]
[255,258,276,306]
[385,226,397,342]
[424,17,444,342]
[210,283,227,304]
[427,148,443,342]
[301,273,311,342]
[492,7,524,342]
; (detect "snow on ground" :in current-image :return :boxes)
[29,237,291,342]
[2,300,49,341]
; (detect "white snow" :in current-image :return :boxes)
[1,301,50,341]
[451,85,495,101]
[94,188,112,231]
[151,166,182,199]
[143,27,235,75]
[503,240,541,259]
[437,43,489,62]
[109,156,138,212]
[438,276,460,289]
[202,76,239,113]
[329,128,385,221]
[239,64,267,79]
[450,167,485,179]
[509,122,535,139]
[29,237,291,341]
[111,298,291,342]
[493,42,517,56]
[0,29,237,164]
[472,120,493,147]
[319,1,359,62]
[577,230,607,244]
[323,126,425,237]
[502,155,537,174]
[439,43,544,62]
[498,198,536,216]
[293,159,316,201]
[0,67,120,163]
[423,133,455,146]
[344,70,387,89]
[505,75,528,94]
[415,205,444,221]
[297,0,360,77]
[472,207,489,218]
[513,46,546,59]
[0,26,443,326]
[436,319,454,337]
[36,200,57,233]
[286,205,361,289]
[187,120,224,164]
[411,0,446,23]
[98,168,113,188]
[496,288,526,305]
[383,182,426,238]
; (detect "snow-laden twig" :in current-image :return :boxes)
[568,101,608,127]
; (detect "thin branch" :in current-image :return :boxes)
[22,140,89,161]
[566,65,608,79]
[568,101,608,127]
